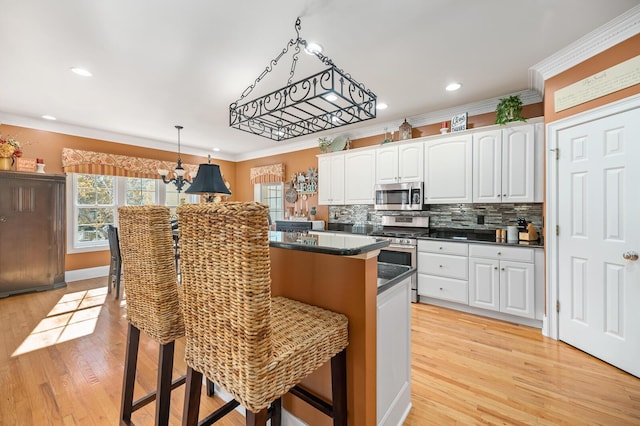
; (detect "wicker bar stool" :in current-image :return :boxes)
[178,202,349,426]
[118,205,186,425]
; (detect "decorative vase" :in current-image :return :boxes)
[36,163,46,173]
[0,157,13,171]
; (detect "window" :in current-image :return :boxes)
[255,183,284,222]
[125,177,157,206]
[67,174,198,253]
[74,174,116,247]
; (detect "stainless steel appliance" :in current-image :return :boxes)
[374,182,425,211]
[371,215,429,303]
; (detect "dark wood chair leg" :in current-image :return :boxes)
[182,367,203,426]
[107,260,114,294]
[331,349,347,426]
[269,398,282,426]
[156,341,175,425]
[120,324,141,424]
[206,379,215,397]
[115,260,122,299]
[246,407,268,426]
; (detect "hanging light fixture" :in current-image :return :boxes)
[186,155,231,202]
[229,17,377,141]
[158,125,190,192]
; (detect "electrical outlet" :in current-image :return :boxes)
[477,215,485,225]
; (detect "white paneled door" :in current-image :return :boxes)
[557,106,640,377]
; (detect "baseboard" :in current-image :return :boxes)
[65,266,109,282]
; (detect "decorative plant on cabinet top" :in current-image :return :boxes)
[495,95,527,125]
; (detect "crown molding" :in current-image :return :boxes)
[0,111,238,162]
[233,89,542,161]
[3,88,543,164]
[529,5,640,97]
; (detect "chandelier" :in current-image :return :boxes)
[157,125,190,192]
[229,17,377,141]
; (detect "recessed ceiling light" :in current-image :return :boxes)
[41,115,57,120]
[71,67,92,77]
[212,148,220,152]
[376,102,388,110]
[304,42,323,55]
[324,93,338,102]
[446,82,462,91]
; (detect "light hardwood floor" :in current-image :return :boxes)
[0,278,638,425]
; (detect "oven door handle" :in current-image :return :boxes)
[386,244,416,251]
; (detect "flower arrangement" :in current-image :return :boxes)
[0,134,23,158]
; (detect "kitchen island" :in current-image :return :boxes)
[268,231,412,426]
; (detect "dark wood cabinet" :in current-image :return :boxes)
[0,171,66,297]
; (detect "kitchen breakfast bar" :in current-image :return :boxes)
[268,231,414,426]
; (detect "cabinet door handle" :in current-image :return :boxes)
[439,265,443,268]
[503,194,507,197]
[439,246,443,250]
[439,287,443,291]
[497,252,501,255]
[494,266,498,270]
[501,267,505,271]
[0,216,6,223]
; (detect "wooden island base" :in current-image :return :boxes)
[270,246,379,426]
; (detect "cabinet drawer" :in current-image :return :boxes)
[418,252,468,280]
[418,240,468,256]
[468,244,534,263]
[418,274,468,304]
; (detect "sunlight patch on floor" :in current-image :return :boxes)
[12,288,107,357]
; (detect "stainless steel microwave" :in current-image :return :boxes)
[374,182,425,211]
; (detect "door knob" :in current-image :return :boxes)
[0,216,6,223]
[623,251,639,261]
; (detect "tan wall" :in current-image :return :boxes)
[0,123,236,271]
[544,34,640,122]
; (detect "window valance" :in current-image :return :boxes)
[62,148,199,179]
[250,163,285,184]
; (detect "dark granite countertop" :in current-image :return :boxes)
[325,224,544,248]
[377,263,416,295]
[420,228,544,248]
[268,231,389,256]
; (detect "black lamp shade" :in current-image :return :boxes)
[185,163,231,195]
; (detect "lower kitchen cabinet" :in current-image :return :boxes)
[418,239,543,326]
[469,257,535,318]
[377,276,411,426]
[417,240,469,304]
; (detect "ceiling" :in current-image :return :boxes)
[1,0,638,161]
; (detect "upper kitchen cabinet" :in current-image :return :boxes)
[375,141,423,184]
[345,149,376,204]
[473,123,543,203]
[318,153,345,205]
[424,134,473,204]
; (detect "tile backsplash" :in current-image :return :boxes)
[328,203,543,232]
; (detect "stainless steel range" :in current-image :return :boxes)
[371,215,429,303]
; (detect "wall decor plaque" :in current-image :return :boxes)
[451,113,467,132]
[15,157,36,172]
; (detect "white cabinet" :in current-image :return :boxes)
[375,142,423,184]
[473,123,537,203]
[468,244,535,319]
[318,154,345,205]
[377,277,411,426]
[417,240,469,304]
[345,149,376,204]
[424,134,472,203]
